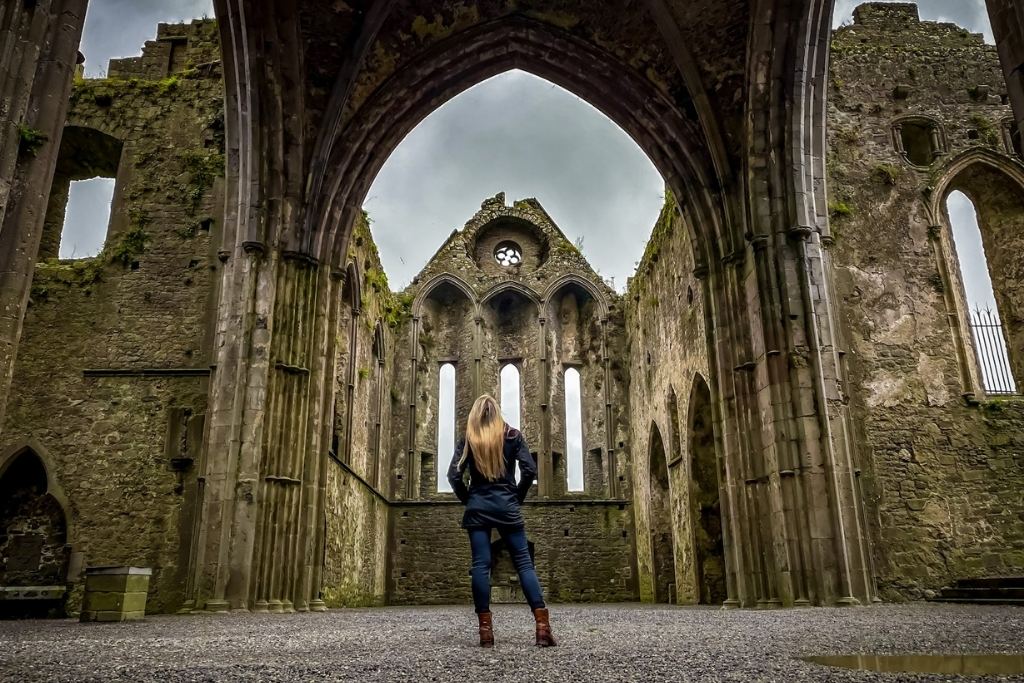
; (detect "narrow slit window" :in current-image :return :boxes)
[437,363,456,492]
[564,368,584,492]
[947,191,1017,395]
[61,177,114,259]
[500,364,522,482]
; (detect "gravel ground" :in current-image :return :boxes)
[2,603,1024,682]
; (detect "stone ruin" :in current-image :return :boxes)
[0,2,1023,614]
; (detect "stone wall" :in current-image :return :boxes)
[827,3,1024,599]
[321,212,403,607]
[624,192,714,604]
[389,501,636,605]
[0,20,224,613]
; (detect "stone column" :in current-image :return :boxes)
[988,0,1024,138]
[0,0,88,430]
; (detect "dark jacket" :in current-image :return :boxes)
[447,426,537,529]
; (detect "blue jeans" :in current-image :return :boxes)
[468,526,546,613]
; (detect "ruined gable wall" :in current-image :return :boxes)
[828,3,1024,599]
[624,192,711,604]
[1,20,224,613]
[387,195,637,604]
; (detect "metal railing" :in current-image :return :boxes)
[968,307,1018,396]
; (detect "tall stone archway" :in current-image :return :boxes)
[648,422,675,604]
[688,375,726,605]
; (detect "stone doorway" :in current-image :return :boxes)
[688,376,726,605]
[649,422,675,603]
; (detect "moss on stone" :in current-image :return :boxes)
[17,124,48,156]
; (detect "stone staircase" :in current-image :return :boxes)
[929,577,1024,606]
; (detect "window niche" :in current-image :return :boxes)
[40,126,124,261]
[436,363,456,493]
[1004,119,1023,159]
[893,118,943,167]
[564,367,584,493]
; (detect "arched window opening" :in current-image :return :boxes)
[649,423,674,604]
[500,364,522,482]
[41,126,124,261]
[437,363,456,493]
[897,120,938,166]
[564,367,584,492]
[947,191,1018,395]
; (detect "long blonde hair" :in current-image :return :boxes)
[461,394,506,481]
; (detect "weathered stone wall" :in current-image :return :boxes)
[0,20,224,613]
[390,502,636,605]
[828,3,1024,599]
[321,213,403,607]
[624,192,713,604]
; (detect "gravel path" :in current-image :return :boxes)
[2,603,1024,682]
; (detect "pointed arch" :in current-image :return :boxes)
[480,281,542,310]
[926,148,1024,225]
[541,274,609,319]
[0,439,71,532]
[648,419,674,603]
[343,261,362,312]
[309,14,728,271]
[0,440,72,588]
[687,373,726,605]
[412,272,478,317]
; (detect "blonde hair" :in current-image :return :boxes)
[461,394,506,481]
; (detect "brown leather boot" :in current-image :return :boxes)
[477,611,494,648]
[533,607,557,647]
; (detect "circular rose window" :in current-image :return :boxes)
[494,241,523,267]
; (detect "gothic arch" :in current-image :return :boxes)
[480,281,542,310]
[0,440,73,589]
[309,14,728,271]
[412,273,478,318]
[0,439,72,534]
[541,275,609,319]
[926,148,1024,225]
[648,420,675,603]
[343,261,362,312]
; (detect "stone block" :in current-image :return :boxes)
[80,567,151,622]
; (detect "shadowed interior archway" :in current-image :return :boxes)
[649,421,674,604]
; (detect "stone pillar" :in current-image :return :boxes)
[0,0,88,430]
[988,0,1024,138]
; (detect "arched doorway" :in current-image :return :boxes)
[649,422,674,604]
[0,446,70,614]
[688,375,726,605]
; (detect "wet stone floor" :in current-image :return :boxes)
[2,603,1024,682]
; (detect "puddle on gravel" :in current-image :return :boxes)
[802,654,1024,676]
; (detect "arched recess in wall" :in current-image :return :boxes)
[649,421,675,604]
[929,151,1024,397]
[370,321,386,488]
[687,374,726,605]
[411,275,477,499]
[0,442,72,597]
[543,276,608,497]
[336,262,362,463]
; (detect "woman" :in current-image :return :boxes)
[447,394,556,648]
